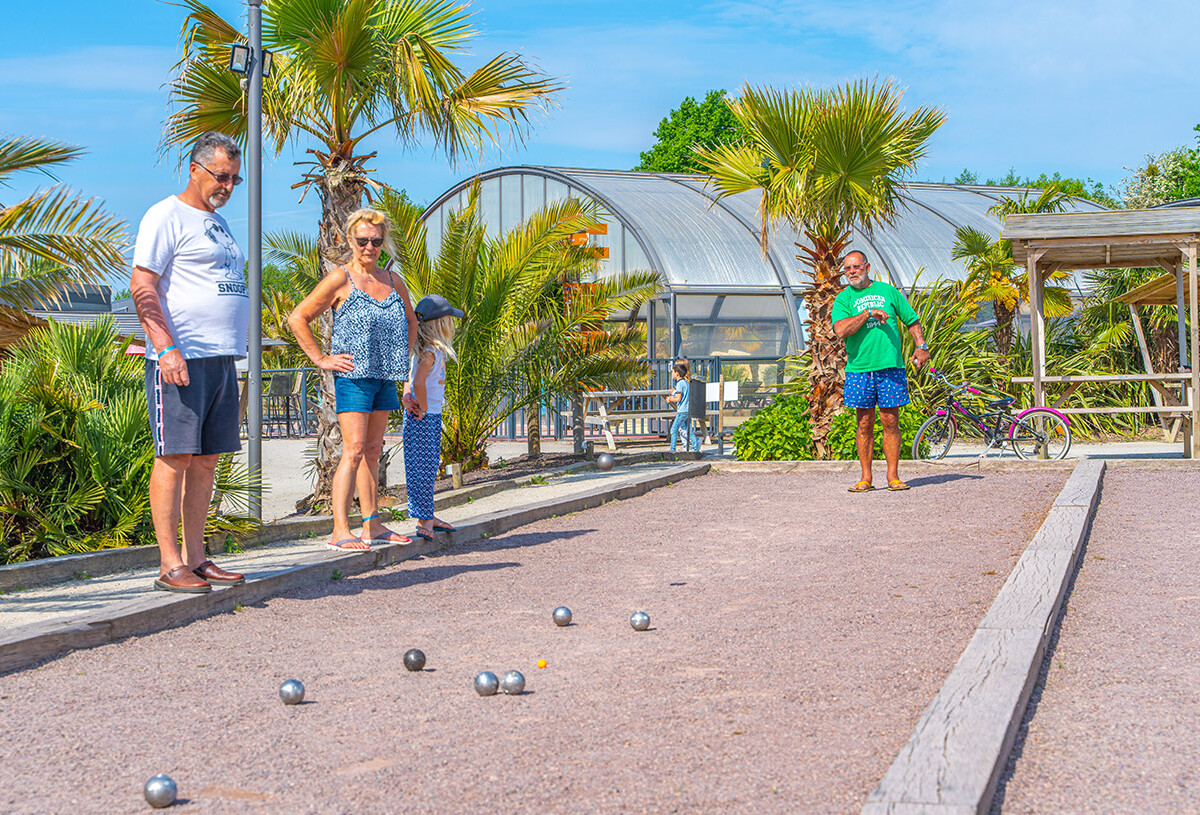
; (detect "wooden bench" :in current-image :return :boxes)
[1011,373,1193,442]
[578,389,677,451]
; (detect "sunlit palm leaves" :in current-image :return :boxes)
[0,135,129,310]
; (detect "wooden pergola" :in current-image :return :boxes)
[1002,208,1200,458]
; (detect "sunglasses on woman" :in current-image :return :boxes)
[354,237,384,248]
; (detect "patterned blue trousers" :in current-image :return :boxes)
[403,411,443,521]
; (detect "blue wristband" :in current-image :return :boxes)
[158,344,177,359]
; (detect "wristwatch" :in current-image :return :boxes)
[915,343,929,350]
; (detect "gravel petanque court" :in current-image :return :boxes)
[994,464,1200,815]
[0,469,1067,815]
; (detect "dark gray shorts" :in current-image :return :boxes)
[145,356,241,456]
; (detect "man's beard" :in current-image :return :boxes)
[207,192,230,209]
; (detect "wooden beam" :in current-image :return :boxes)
[1129,304,1170,435]
[1190,242,1199,458]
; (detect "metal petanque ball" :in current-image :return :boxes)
[552,606,573,626]
[596,452,615,471]
[143,774,177,809]
[630,611,651,631]
[500,670,526,695]
[279,679,305,705]
[474,671,500,696]
[403,648,426,672]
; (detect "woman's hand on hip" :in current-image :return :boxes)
[316,353,354,373]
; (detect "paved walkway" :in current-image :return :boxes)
[0,459,692,635]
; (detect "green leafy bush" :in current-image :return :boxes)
[731,392,814,461]
[825,405,928,460]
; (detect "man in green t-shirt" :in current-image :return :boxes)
[831,250,931,492]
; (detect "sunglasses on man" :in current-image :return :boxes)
[354,237,385,248]
[195,163,243,186]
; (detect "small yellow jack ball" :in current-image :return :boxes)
[537,659,547,669]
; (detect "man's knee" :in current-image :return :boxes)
[879,408,901,430]
[154,454,192,475]
[187,453,220,475]
[856,408,876,430]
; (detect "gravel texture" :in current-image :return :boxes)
[994,464,1200,814]
[0,468,1065,815]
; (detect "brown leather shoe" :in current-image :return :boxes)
[154,565,212,593]
[193,560,245,585]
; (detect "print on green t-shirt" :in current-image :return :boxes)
[831,280,919,373]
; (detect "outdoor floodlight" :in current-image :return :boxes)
[261,49,273,78]
[228,44,250,74]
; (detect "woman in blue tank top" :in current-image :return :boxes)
[289,208,417,551]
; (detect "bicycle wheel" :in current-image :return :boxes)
[913,413,956,461]
[1010,409,1072,460]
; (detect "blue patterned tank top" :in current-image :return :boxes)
[330,267,410,380]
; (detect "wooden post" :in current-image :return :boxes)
[449,462,463,489]
[1190,243,1199,459]
[1027,251,1046,410]
[1129,303,1171,437]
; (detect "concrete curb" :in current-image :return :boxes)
[712,459,1079,474]
[861,459,1105,815]
[0,461,710,676]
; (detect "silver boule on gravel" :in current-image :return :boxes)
[474,671,500,696]
[500,670,526,695]
[279,679,305,705]
[596,452,615,471]
[143,774,177,809]
[403,648,426,672]
[630,611,651,631]
[552,606,572,626]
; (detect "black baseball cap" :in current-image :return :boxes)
[414,293,464,321]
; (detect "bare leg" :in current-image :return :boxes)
[356,410,392,539]
[332,411,370,544]
[149,454,192,575]
[880,407,902,484]
[180,454,220,568]
[855,407,876,485]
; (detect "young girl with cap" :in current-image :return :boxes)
[403,294,463,540]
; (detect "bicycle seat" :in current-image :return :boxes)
[986,396,1016,410]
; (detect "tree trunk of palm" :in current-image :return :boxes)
[994,301,1015,360]
[796,229,850,459]
[526,403,541,458]
[295,160,365,513]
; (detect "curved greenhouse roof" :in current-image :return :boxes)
[421,167,1106,357]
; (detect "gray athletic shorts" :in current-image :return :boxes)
[145,356,242,456]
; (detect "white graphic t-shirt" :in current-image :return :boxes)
[133,195,249,359]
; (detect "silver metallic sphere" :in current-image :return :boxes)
[143,774,177,809]
[596,452,615,471]
[630,611,651,631]
[403,648,426,672]
[279,679,305,705]
[474,671,500,696]
[500,670,526,695]
[552,606,573,626]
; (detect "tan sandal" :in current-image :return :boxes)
[847,480,875,493]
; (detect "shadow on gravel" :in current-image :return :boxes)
[904,472,984,488]
[459,528,596,555]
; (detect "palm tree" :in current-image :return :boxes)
[0,135,129,312]
[165,0,562,506]
[951,185,1075,359]
[695,80,945,457]
[381,186,661,469]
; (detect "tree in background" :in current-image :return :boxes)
[634,90,744,174]
[0,135,128,312]
[949,166,1119,208]
[165,0,561,510]
[695,80,945,458]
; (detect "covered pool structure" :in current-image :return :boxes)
[419,166,1107,360]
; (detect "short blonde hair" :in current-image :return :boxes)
[343,208,395,257]
[416,314,458,361]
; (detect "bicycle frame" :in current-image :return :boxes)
[929,370,1070,455]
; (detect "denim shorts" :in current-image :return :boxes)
[843,368,910,409]
[334,376,400,413]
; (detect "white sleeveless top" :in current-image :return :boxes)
[413,349,446,414]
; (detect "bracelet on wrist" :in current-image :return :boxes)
[158,344,177,359]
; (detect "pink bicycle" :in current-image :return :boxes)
[912,368,1072,461]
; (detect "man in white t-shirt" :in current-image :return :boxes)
[131,131,250,593]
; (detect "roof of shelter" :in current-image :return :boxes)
[1113,272,1197,306]
[1003,207,1200,270]
[422,166,1108,291]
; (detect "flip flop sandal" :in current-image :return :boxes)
[847,481,875,493]
[412,528,435,542]
[887,480,911,491]
[327,537,368,551]
[364,530,413,545]
[432,523,456,532]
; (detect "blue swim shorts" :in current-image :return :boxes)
[843,368,910,409]
[334,376,401,413]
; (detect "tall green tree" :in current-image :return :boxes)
[381,187,661,469]
[694,80,945,457]
[0,135,128,311]
[634,90,745,174]
[165,0,562,508]
[949,167,1119,208]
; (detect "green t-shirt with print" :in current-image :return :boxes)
[831,279,919,373]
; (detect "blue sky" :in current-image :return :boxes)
[3,0,1198,282]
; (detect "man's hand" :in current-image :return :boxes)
[158,348,190,386]
[911,348,932,370]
